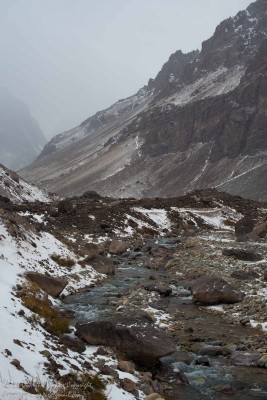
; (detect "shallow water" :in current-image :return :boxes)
[63,249,267,400]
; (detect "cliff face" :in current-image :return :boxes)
[0,90,46,170]
[20,0,267,201]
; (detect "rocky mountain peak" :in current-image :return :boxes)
[146,49,199,94]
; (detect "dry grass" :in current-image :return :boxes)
[51,253,76,268]
[22,373,107,400]
[21,283,70,336]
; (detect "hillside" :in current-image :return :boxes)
[21,0,267,201]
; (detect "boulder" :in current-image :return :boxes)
[59,335,86,353]
[222,248,263,262]
[0,195,11,204]
[117,360,135,373]
[230,270,259,281]
[109,240,128,255]
[251,220,267,239]
[58,200,73,214]
[82,254,115,275]
[235,216,254,237]
[26,272,68,297]
[230,351,260,367]
[189,275,244,305]
[145,284,172,297]
[120,378,136,393]
[258,354,267,367]
[82,190,101,199]
[76,316,176,367]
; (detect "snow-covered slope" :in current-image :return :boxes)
[0,164,50,203]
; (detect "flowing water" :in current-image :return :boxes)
[63,245,267,400]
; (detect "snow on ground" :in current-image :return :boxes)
[170,66,245,107]
[0,217,142,399]
[0,165,50,203]
[172,206,242,231]
[133,208,171,231]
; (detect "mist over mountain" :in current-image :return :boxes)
[0,89,46,170]
[21,0,267,201]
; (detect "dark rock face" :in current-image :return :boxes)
[26,272,68,297]
[222,248,263,262]
[189,275,244,305]
[76,316,176,366]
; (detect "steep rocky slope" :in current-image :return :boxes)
[0,89,46,170]
[21,0,267,201]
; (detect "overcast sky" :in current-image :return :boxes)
[0,0,252,139]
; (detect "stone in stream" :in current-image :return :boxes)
[189,275,244,305]
[230,351,260,367]
[25,272,68,297]
[145,284,172,297]
[222,248,263,262]
[76,315,176,367]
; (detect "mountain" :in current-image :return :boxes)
[21,0,267,201]
[0,89,46,170]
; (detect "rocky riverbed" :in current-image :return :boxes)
[63,227,267,399]
[1,188,267,399]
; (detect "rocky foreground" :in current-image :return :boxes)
[1,188,267,399]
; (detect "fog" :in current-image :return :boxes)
[0,0,252,139]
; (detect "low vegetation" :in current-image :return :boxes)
[21,372,107,400]
[20,282,70,336]
[51,253,76,268]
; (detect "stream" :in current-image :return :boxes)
[63,244,267,400]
